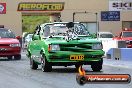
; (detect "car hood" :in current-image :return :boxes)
[121,37,132,40]
[44,36,103,52]
[45,36,101,44]
[0,38,20,44]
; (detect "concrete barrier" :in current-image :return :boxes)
[120,48,132,61]
[106,48,132,61]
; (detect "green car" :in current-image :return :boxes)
[27,22,104,72]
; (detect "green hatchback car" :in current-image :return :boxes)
[27,22,104,72]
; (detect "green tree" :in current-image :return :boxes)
[22,16,49,33]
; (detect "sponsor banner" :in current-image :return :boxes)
[76,74,131,85]
[109,0,132,11]
[76,66,131,85]
[18,2,64,11]
[0,3,6,14]
[101,11,120,21]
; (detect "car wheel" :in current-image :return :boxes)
[7,56,12,60]
[14,55,21,60]
[91,59,103,72]
[75,64,81,71]
[41,54,52,72]
[30,57,38,70]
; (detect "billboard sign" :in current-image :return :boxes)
[0,3,6,14]
[109,0,132,11]
[101,11,120,21]
[18,2,65,11]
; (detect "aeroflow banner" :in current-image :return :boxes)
[109,0,132,11]
[18,2,64,11]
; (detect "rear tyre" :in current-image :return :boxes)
[30,57,38,70]
[41,54,52,72]
[91,59,103,72]
[14,55,21,60]
[7,56,12,60]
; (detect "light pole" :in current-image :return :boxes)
[73,11,99,38]
[95,12,99,39]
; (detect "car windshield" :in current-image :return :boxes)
[0,29,15,38]
[43,23,89,37]
[100,34,113,38]
[122,32,132,37]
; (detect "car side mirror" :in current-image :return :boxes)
[16,36,21,39]
[33,35,40,40]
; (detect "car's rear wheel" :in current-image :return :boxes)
[14,55,21,60]
[30,57,38,70]
[7,56,12,60]
[91,59,103,72]
[41,54,52,72]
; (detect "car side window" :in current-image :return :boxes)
[32,26,41,40]
[39,27,45,38]
[43,25,51,37]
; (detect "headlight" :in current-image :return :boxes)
[92,43,103,50]
[48,44,60,51]
[10,43,20,47]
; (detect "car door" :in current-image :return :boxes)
[30,26,42,63]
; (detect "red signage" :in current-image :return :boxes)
[0,3,6,14]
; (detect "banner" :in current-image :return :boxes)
[18,2,64,11]
[0,3,6,14]
[109,0,132,11]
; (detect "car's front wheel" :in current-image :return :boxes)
[41,54,52,72]
[14,55,21,60]
[75,64,81,71]
[7,56,12,60]
[30,57,38,70]
[91,59,103,72]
